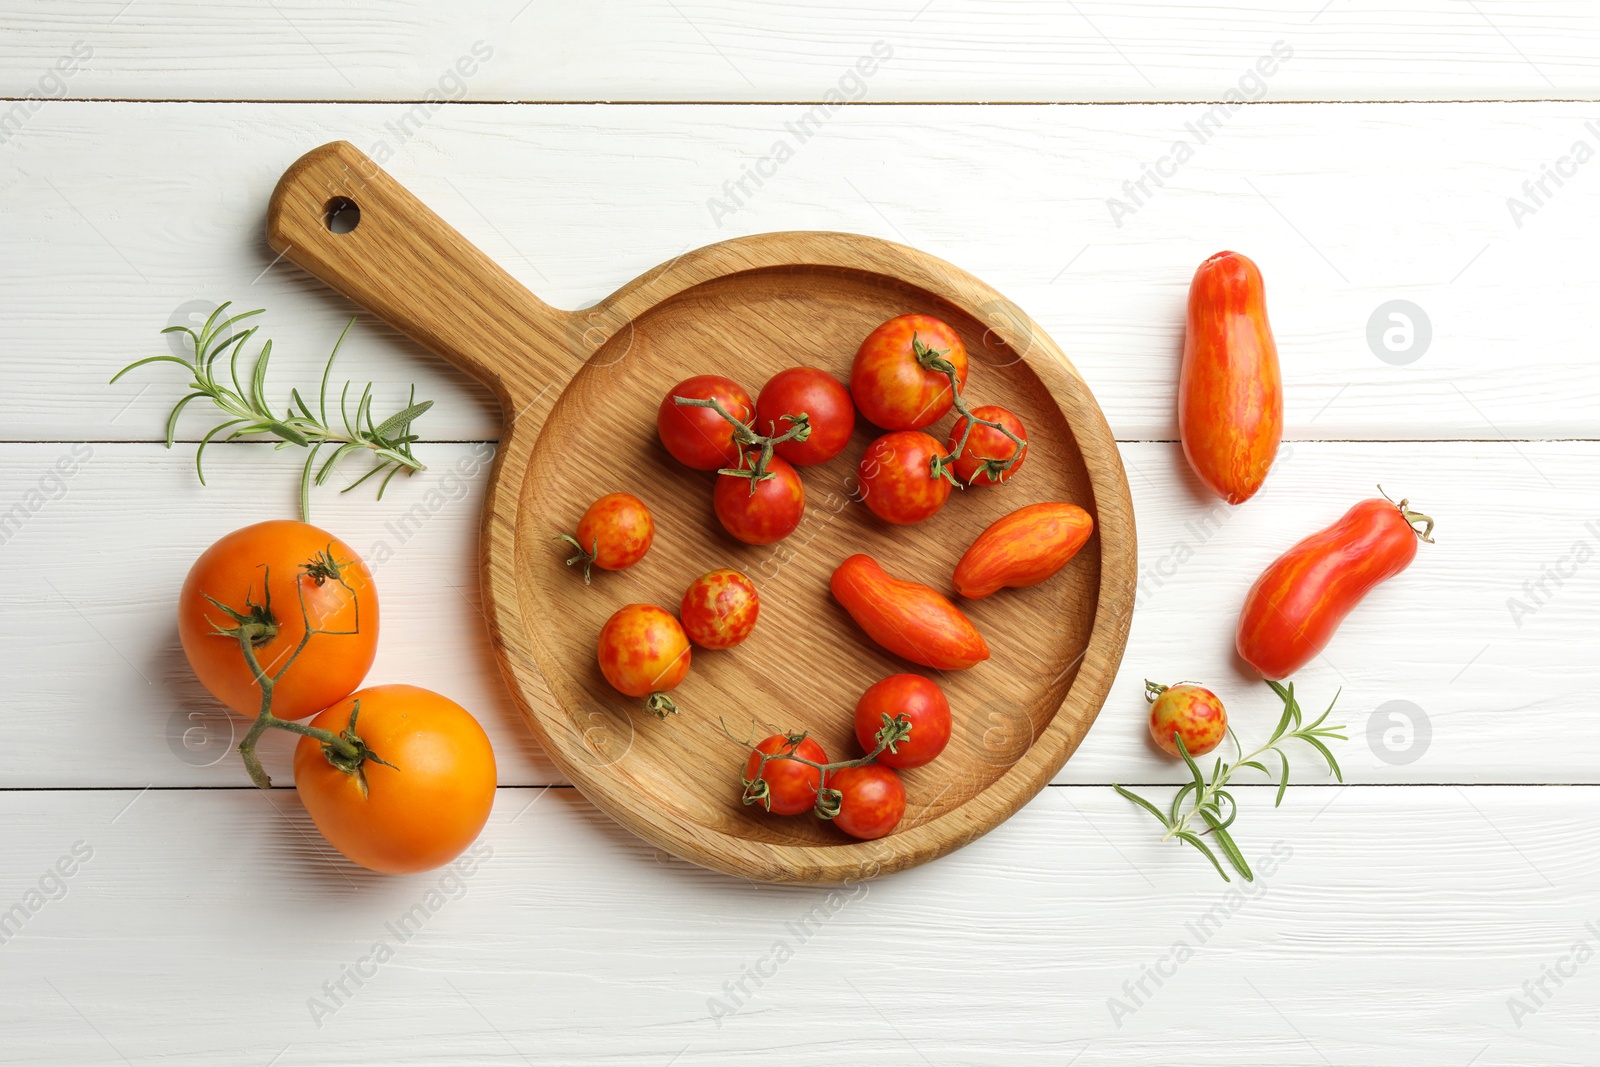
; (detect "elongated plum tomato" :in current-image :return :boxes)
[947,405,1028,486]
[744,734,827,815]
[561,492,654,582]
[1237,496,1434,679]
[831,554,990,670]
[850,314,969,431]
[756,367,856,466]
[1180,251,1283,505]
[713,456,805,545]
[293,685,496,874]
[826,764,906,840]
[854,674,951,769]
[858,430,951,525]
[680,568,760,650]
[658,375,753,470]
[1146,681,1227,758]
[597,604,691,701]
[179,520,377,720]
[953,502,1094,599]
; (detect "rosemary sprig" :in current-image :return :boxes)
[1114,680,1346,882]
[111,302,433,521]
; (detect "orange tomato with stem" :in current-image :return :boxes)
[559,493,654,583]
[1146,681,1227,758]
[850,314,969,431]
[953,502,1094,598]
[597,604,692,717]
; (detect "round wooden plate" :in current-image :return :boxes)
[267,142,1136,884]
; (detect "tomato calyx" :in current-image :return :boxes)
[727,714,912,817]
[674,394,811,495]
[1144,679,1204,703]
[1378,485,1436,544]
[204,588,280,649]
[910,333,1026,488]
[555,534,602,584]
[317,698,397,798]
[645,692,681,720]
[301,546,351,587]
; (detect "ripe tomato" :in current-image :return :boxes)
[854,674,951,769]
[953,502,1094,599]
[658,374,753,470]
[831,554,990,670]
[1237,496,1434,679]
[293,685,496,874]
[1146,681,1227,758]
[597,604,691,711]
[850,314,969,431]
[743,734,827,815]
[713,457,805,545]
[1180,251,1282,505]
[947,405,1028,486]
[826,764,906,840]
[756,367,855,466]
[681,568,760,649]
[561,492,654,582]
[858,431,950,525]
[179,520,377,720]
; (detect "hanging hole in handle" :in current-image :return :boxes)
[324,196,361,234]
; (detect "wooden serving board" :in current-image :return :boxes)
[266,141,1136,884]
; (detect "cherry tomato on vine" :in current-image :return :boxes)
[947,405,1028,486]
[743,734,828,815]
[826,764,906,840]
[756,367,855,466]
[658,374,753,470]
[853,674,951,769]
[1146,681,1227,758]
[680,568,760,649]
[596,604,691,713]
[850,314,969,431]
[714,457,805,545]
[560,492,654,582]
[178,520,378,720]
[858,430,950,525]
[293,685,496,874]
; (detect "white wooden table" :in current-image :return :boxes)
[4,3,1598,1063]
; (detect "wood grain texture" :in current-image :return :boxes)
[8,103,1600,443]
[2,1,1599,101]
[264,142,1135,883]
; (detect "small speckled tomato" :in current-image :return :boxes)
[597,605,691,713]
[658,375,754,470]
[947,405,1028,486]
[853,674,951,769]
[713,457,805,545]
[858,431,951,525]
[1146,681,1228,758]
[850,314,970,431]
[560,493,654,583]
[680,568,760,649]
[826,764,906,840]
[743,734,828,815]
[756,367,856,466]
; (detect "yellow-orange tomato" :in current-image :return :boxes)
[597,604,691,698]
[562,492,654,582]
[953,502,1094,599]
[680,569,760,650]
[179,520,377,720]
[293,685,496,874]
[1146,682,1227,758]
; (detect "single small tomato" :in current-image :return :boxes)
[658,374,754,470]
[1237,495,1434,679]
[560,492,654,583]
[858,430,951,525]
[179,520,378,720]
[953,501,1095,599]
[947,405,1028,486]
[1146,681,1227,758]
[293,685,496,874]
[831,554,990,670]
[713,457,805,545]
[756,367,856,466]
[597,604,691,714]
[1180,251,1283,505]
[853,674,951,769]
[681,568,760,650]
[743,734,828,815]
[826,764,906,840]
[850,314,970,431]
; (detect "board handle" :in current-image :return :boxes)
[266,140,577,415]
